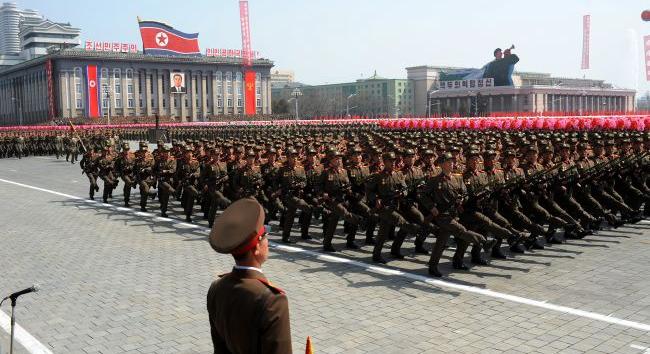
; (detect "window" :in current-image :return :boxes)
[113,69,121,79]
[128,98,134,108]
[256,98,261,107]
[237,98,242,107]
[162,99,166,108]
[126,70,133,79]
[236,72,242,96]
[115,98,122,108]
[217,98,223,107]
[184,99,188,107]
[227,98,232,107]
[196,98,199,106]
[73,67,83,109]
[101,69,109,109]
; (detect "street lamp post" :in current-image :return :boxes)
[427,90,439,117]
[290,88,302,120]
[346,93,357,118]
[385,95,398,118]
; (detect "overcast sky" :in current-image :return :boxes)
[17,0,650,92]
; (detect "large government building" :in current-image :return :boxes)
[407,66,636,116]
[0,49,274,125]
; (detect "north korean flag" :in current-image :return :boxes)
[138,20,200,56]
[86,65,101,118]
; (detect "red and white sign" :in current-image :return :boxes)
[240,0,253,68]
[581,15,590,70]
[86,65,101,118]
[84,40,138,53]
[643,35,650,81]
[205,48,260,58]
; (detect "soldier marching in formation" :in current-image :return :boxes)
[4,124,648,278]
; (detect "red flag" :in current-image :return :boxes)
[86,65,101,118]
[245,70,256,115]
[138,20,200,56]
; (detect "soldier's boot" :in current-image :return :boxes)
[414,232,429,255]
[140,191,148,212]
[452,244,469,270]
[524,235,545,250]
[470,245,489,265]
[89,185,95,200]
[491,239,507,259]
[299,210,312,240]
[389,229,408,259]
[344,223,360,249]
[364,216,378,245]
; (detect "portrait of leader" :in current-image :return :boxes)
[170,72,186,93]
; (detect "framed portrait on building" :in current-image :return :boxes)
[170,72,186,94]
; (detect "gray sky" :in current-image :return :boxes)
[19,0,650,91]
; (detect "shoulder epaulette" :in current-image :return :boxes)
[258,279,285,295]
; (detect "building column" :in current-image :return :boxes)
[144,71,152,116]
[169,72,177,120]
[156,71,164,116]
[190,73,198,121]
[120,72,128,117]
[68,71,77,118]
[211,73,218,116]
[201,74,208,121]
[133,70,141,117]
[499,96,505,112]
[180,72,187,121]
[488,96,493,113]
[512,94,518,112]
[223,76,229,115]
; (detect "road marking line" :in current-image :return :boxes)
[0,310,53,354]
[2,177,650,333]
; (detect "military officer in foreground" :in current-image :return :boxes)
[207,198,292,354]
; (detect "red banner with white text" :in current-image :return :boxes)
[86,65,101,118]
[245,70,256,115]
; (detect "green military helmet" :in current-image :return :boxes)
[503,150,517,157]
[422,149,435,156]
[246,150,256,157]
[437,152,454,163]
[122,143,130,151]
[483,149,497,159]
[382,151,396,161]
[465,149,481,158]
[285,148,299,156]
[402,148,416,156]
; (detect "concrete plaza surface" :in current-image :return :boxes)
[1,156,650,354]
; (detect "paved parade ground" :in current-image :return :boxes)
[2,155,650,354]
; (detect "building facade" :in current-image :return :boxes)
[0,49,274,125]
[272,71,415,117]
[270,69,294,88]
[407,65,636,116]
[0,2,80,68]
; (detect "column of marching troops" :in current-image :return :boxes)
[2,124,649,277]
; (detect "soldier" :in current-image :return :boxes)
[233,151,265,203]
[260,148,285,223]
[457,149,522,264]
[207,199,292,354]
[54,133,65,160]
[278,148,312,243]
[66,134,79,164]
[13,135,24,159]
[155,146,177,217]
[134,142,156,212]
[419,153,496,277]
[366,152,423,263]
[97,147,117,203]
[178,146,201,222]
[80,146,100,200]
[203,147,232,228]
[399,148,434,255]
[345,147,378,246]
[115,143,136,207]
[318,150,364,252]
